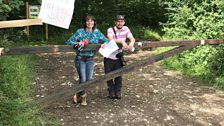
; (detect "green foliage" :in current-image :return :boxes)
[129,25,162,41]
[0,56,58,126]
[0,56,35,98]
[46,25,79,44]
[49,0,167,44]
[117,0,168,28]
[164,0,224,40]
[163,0,224,87]
[73,0,168,28]
[163,45,216,76]
[0,29,29,47]
[209,44,224,79]
[0,0,168,43]
[0,0,24,20]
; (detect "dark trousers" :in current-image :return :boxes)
[104,58,123,93]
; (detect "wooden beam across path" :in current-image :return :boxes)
[35,45,197,107]
[1,39,224,56]
[0,19,43,29]
[0,38,219,107]
[136,39,224,48]
[33,39,224,107]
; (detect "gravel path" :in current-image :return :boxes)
[33,51,224,126]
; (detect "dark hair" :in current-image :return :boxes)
[83,14,96,30]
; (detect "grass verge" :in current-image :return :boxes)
[0,55,58,126]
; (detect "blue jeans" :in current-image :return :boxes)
[75,56,94,96]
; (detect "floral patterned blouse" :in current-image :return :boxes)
[66,28,109,56]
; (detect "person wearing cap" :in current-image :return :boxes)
[104,15,135,99]
[66,14,109,106]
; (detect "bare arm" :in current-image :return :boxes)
[108,36,128,48]
[128,37,136,47]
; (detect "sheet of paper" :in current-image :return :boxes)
[39,0,75,29]
[99,40,119,58]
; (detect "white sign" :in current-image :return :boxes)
[29,5,40,19]
[38,0,75,29]
[99,40,119,58]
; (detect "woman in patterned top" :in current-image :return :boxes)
[66,14,109,106]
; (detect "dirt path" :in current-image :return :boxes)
[33,51,224,126]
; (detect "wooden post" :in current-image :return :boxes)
[45,23,49,42]
[26,1,30,37]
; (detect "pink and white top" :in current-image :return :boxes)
[107,26,133,60]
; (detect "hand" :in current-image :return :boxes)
[74,42,84,47]
[101,44,106,48]
[121,41,128,49]
[128,42,135,51]
[72,42,83,47]
[128,45,135,52]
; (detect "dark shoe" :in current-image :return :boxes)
[107,91,115,99]
[115,91,121,99]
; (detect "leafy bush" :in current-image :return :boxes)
[0,29,29,47]
[163,0,224,87]
[164,0,224,40]
[129,26,162,41]
[0,0,24,20]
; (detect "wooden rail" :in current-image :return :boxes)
[0,19,43,29]
[1,39,223,56]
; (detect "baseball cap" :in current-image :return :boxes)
[115,15,125,20]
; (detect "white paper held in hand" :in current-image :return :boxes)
[99,40,119,58]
